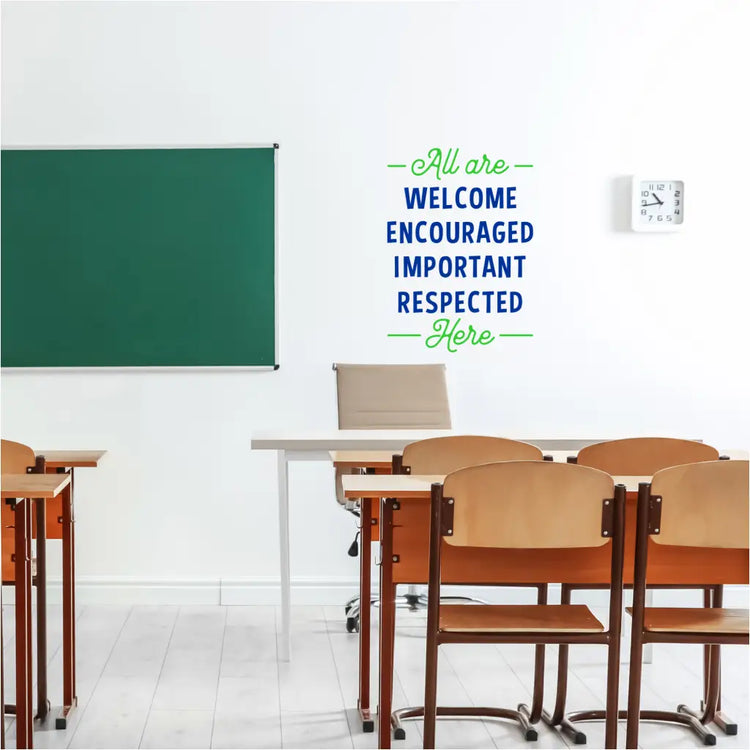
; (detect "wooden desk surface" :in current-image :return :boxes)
[1,473,71,498]
[343,472,702,497]
[334,448,749,473]
[36,450,107,468]
[331,449,576,467]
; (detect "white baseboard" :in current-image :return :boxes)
[3,578,747,608]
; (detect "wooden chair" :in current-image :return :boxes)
[423,461,626,749]
[626,459,749,748]
[1,440,40,582]
[388,436,546,739]
[576,437,719,475]
[397,434,542,474]
[547,437,727,744]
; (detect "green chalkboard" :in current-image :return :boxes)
[1,146,276,367]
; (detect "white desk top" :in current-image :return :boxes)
[251,431,605,452]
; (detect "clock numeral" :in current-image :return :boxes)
[648,215,653,221]
[675,190,681,197]
[657,184,665,190]
[641,191,649,197]
[675,209,680,215]
[667,216,673,221]
[649,183,654,190]
[642,199,648,206]
[657,215,663,221]
[675,199,680,206]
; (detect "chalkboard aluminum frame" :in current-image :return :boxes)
[1,143,279,372]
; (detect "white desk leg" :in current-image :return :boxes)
[278,450,292,661]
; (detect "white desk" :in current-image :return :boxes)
[250,431,606,660]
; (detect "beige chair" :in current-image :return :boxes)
[333,363,451,631]
[335,363,451,430]
[626,460,749,748]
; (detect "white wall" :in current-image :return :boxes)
[2,1,748,603]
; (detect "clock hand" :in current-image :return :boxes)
[651,192,664,205]
[642,201,662,206]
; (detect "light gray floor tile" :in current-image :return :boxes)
[140,709,214,749]
[211,714,282,749]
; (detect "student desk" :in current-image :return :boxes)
[251,432,598,662]
[342,457,748,749]
[33,450,106,730]
[1,472,72,750]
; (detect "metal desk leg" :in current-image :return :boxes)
[32,499,48,722]
[277,451,292,662]
[378,498,395,750]
[357,497,374,732]
[14,498,34,749]
[1,589,5,750]
[57,475,77,729]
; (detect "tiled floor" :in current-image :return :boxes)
[2,603,748,749]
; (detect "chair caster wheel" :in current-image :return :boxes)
[394,727,406,740]
[346,615,359,633]
[524,728,538,741]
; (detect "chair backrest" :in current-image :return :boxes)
[401,435,541,475]
[650,460,749,550]
[2,439,38,583]
[576,437,718,475]
[443,460,615,549]
[334,363,451,429]
[1,439,36,473]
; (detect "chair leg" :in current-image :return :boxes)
[518,584,547,731]
[423,625,439,748]
[541,585,587,744]
[605,631,622,748]
[626,639,644,749]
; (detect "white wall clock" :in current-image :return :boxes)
[631,176,684,232]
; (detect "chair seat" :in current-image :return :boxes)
[439,604,605,633]
[626,607,749,635]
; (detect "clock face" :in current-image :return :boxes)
[637,180,684,227]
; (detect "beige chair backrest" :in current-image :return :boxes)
[1,439,36,474]
[651,460,749,549]
[576,437,718,475]
[402,435,541,474]
[335,363,451,429]
[444,460,614,549]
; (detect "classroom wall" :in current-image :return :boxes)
[2,1,748,604]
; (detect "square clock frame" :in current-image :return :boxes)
[631,176,684,232]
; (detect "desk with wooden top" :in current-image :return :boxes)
[1,473,71,750]
[34,450,106,730]
[341,451,748,748]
